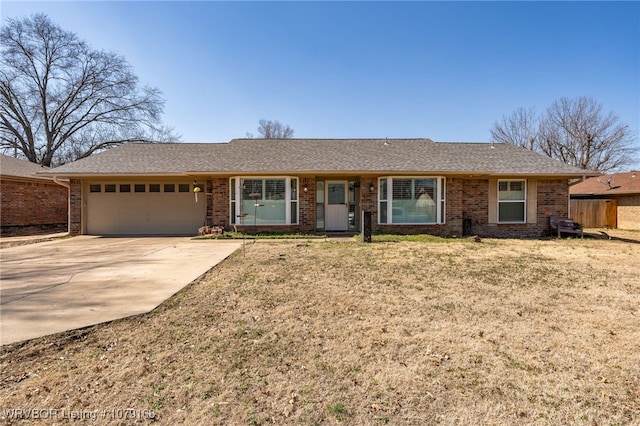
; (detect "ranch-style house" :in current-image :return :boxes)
[40,138,597,237]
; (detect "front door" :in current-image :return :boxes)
[326,181,348,231]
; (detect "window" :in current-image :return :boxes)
[498,180,526,223]
[149,184,161,193]
[134,184,146,193]
[178,183,190,193]
[89,184,101,193]
[378,177,445,224]
[290,178,298,224]
[164,184,175,193]
[230,177,298,225]
[105,184,116,193]
[119,184,131,193]
[316,181,325,229]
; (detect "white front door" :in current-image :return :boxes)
[326,181,348,231]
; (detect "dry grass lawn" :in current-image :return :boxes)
[1,231,639,425]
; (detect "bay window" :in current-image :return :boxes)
[230,177,298,225]
[378,177,445,224]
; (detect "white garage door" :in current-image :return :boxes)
[86,182,206,235]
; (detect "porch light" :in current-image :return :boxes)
[193,179,201,202]
[369,183,375,193]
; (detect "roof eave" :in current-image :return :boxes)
[0,174,56,182]
[571,190,640,196]
[38,172,192,178]
[38,170,599,179]
[183,170,597,178]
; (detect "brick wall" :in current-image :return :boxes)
[459,178,569,238]
[461,178,488,235]
[536,179,569,234]
[616,194,640,230]
[211,177,229,228]
[369,177,569,238]
[299,177,316,232]
[1,177,68,236]
[67,175,571,237]
[69,179,82,235]
[212,176,318,233]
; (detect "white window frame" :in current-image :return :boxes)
[497,179,526,223]
[230,177,298,225]
[378,176,446,225]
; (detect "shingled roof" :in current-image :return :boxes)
[570,171,640,196]
[41,138,595,177]
[0,154,52,181]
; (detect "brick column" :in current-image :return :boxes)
[359,177,378,231]
[211,177,229,229]
[69,179,82,235]
[299,177,316,232]
[446,177,463,234]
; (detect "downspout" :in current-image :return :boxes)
[52,176,71,234]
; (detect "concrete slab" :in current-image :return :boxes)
[0,236,242,345]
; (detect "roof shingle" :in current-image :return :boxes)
[42,139,596,177]
[570,171,640,196]
[0,154,52,180]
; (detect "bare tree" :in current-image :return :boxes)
[0,14,178,166]
[256,119,294,139]
[490,107,540,151]
[491,97,638,172]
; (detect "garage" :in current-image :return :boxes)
[85,180,206,235]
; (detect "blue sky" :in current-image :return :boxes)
[2,1,639,149]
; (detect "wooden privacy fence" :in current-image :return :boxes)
[570,199,617,229]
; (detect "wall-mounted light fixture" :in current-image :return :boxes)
[369,183,375,193]
[193,178,201,202]
[302,178,309,192]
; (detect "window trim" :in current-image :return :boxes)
[229,176,299,226]
[497,179,527,224]
[378,176,446,225]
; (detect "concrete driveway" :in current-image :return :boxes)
[1,236,242,345]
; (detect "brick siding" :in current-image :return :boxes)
[614,194,640,230]
[211,177,229,228]
[537,179,569,234]
[68,175,571,238]
[1,178,68,236]
[69,179,82,235]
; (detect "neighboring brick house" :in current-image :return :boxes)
[0,154,69,236]
[570,171,640,230]
[41,138,595,237]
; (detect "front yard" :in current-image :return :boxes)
[1,232,639,425]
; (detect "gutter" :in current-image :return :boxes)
[52,175,70,189]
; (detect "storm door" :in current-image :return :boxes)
[325,181,348,231]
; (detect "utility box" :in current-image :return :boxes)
[362,211,372,243]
